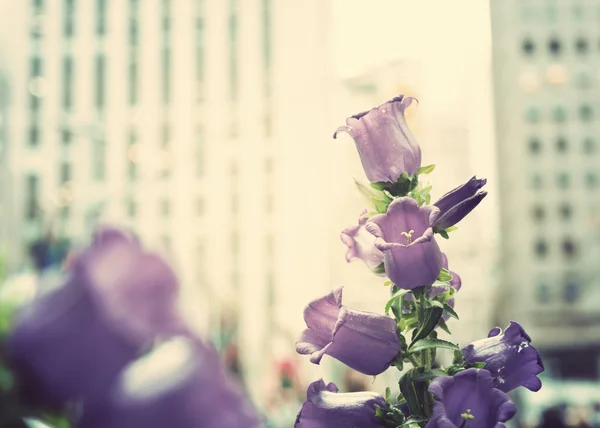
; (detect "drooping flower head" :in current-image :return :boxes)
[341,210,384,272]
[334,95,421,183]
[296,288,400,376]
[366,197,443,289]
[426,369,517,428]
[462,322,544,393]
[79,337,260,428]
[433,176,488,231]
[7,227,184,406]
[295,380,386,428]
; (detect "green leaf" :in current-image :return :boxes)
[385,386,391,403]
[385,290,410,316]
[443,303,459,320]
[410,369,448,382]
[445,225,458,233]
[411,306,443,344]
[438,230,449,239]
[383,280,393,287]
[375,405,385,419]
[355,177,386,202]
[370,182,389,191]
[453,350,465,365]
[408,338,460,353]
[436,268,452,282]
[372,263,386,275]
[469,362,486,369]
[372,198,389,214]
[437,318,452,335]
[399,369,429,418]
[418,164,435,175]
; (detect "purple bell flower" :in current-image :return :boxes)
[296,288,400,376]
[7,227,184,406]
[426,368,517,428]
[341,210,384,272]
[334,95,421,183]
[462,322,544,393]
[433,176,487,230]
[366,197,443,290]
[79,337,260,428]
[295,379,386,428]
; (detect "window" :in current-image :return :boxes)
[522,38,535,55]
[59,162,71,184]
[127,198,136,217]
[127,131,138,182]
[29,125,39,147]
[557,172,570,189]
[575,37,588,54]
[563,280,579,303]
[129,0,138,46]
[229,0,238,101]
[559,203,572,220]
[534,239,548,258]
[586,171,597,188]
[553,106,567,123]
[528,137,541,154]
[556,137,567,153]
[579,105,593,121]
[531,205,545,222]
[161,123,171,178]
[162,48,171,104]
[95,54,105,110]
[162,0,170,36]
[525,106,540,123]
[128,57,137,105]
[33,0,44,13]
[62,56,73,110]
[583,138,595,154]
[96,0,106,35]
[64,0,74,37]
[262,0,272,69]
[548,37,561,55]
[531,173,543,189]
[195,13,205,102]
[562,239,577,259]
[535,282,551,303]
[25,174,39,220]
[92,139,105,181]
[160,199,170,217]
[62,130,71,145]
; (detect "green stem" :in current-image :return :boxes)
[407,354,420,367]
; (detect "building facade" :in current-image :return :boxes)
[1,0,336,406]
[490,0,600,380]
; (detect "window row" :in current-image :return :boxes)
[535,280,581,304]
[530,172,600,190]
[527,136,598,155]
[530,203,574,222]
[521,36,596,56]
[525,105,594,124]
[534,237,578,259]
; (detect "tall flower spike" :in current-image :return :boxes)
[433,176,488,230]
[7,227,184,406]
[366,197,443,290]
[296,288,401,376]
[462,321,544,393]
[295,379,387,428]
[426,369,517,428]
[340,210,384,272]
[334,95,421,183]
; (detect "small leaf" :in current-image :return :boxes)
[445,225,458,233]
[375,405,385,419]
[453,350,465,365]
[470,362,486,369]
[383,280,393,287]
[385,387,391,403]
[418,164,435,175]
[437,318,452,335]
[436,268,452,282]
[372,198,389,214]
[411,306,444,344]
[410,369,448,382]
[372,263,386,275]
[408,338,460,353]
[443,303,459,320]
[438,230,449,239]
[385,290,410,315]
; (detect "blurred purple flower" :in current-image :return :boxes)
[462,322,544,393]
[8,227,184,406]
[426,368,517,428]
[334,95,421,183]
[340,210,384,272]
[79,337,260,428]
[366,197,443,290]
[433,176,487,230]
[296,288,400,376]
[295,379,386,428]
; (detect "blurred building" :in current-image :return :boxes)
[0,0,337,407]
[490,0,600,381]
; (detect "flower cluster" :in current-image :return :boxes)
[2,227,259,427]
[296,95,544,427]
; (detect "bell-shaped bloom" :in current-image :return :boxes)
[79,337,260,428]
[295,379,386,428]
[7,227,184,406]
[426,369,517,428]
[433,176,488,230]
[462,322,544,393]
[366,197,443,290]
[341,210,384,272]
[296,288,400,376]
[333,95,421,183]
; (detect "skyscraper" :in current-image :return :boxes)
[0,0,336,405]
[490,0,600,379]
